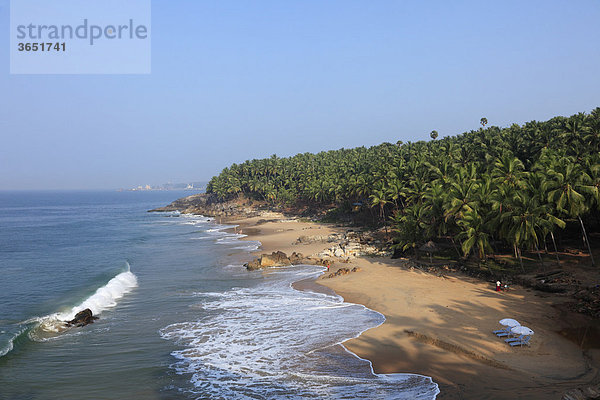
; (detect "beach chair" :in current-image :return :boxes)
[493,319,520,337]
[508,335,531,347]
[495,329,511,337]
[495,327,519,337]
[505,334,523,343]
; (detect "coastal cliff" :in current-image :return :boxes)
[149,193,261,218]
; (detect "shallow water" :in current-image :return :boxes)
[0,191,438,399]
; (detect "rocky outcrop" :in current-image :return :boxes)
[294,233,344,245]
[562,385,600,400]
[295,231,392,259]
[257,251,290,268]
[324,266,362,279]
[244,251,304,271]
[65,309,98,327]
[148,193,261,218]
[317,241,392,259]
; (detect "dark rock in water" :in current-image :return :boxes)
[259,251,291,268]
[66,308,98,327]
[245,258,262,271]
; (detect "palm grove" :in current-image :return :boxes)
[207,109,600,270]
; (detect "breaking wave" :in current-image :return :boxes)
[0,326,28,357]
[160,265,439,399]
[0,263,138,357]
[37,265,138,333]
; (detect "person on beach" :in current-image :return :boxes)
[496,280,502,291]
[326,262,330,271]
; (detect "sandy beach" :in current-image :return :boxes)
[229,213,600,399]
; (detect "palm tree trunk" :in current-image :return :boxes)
[381,206,389,238]
[550,231,561,267]
[578,216,596,266]
[451,238,462,258]
[535,243,545,272]
[516,246,524,272]
[481,250,492,274]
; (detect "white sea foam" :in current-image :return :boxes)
[180,213,212,220]
[202,223,261,249]
[0,326,27,357]
[160,265,439,399]
[216,233,247,244]
[205,225,233,233]
[37,267,138,333]
[165,213,214,226]
[0,341,12,357]
[202,223,262,251]
[161,211,181,216]
[232,241,261,251]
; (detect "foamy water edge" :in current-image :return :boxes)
[161,213,440,399]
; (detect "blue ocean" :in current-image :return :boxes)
[0,191,438,399]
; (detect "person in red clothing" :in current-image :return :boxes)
[496,280,502,291]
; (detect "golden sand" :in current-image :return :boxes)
[229,213,599,399]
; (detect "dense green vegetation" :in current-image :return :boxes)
[208,109,600,268]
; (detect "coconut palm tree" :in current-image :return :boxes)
[203,108,599,270]
[393,203,429,255]
[492,153,526,189]
[444,166,480,222]
[546,156,595,266]
[369,184,389,223]
[456,209,493,267]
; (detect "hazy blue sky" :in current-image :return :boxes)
[1,0,599,190]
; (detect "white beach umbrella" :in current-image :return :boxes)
[499,318,520,327]
[511,326,534,336]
